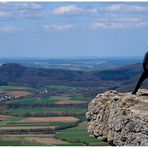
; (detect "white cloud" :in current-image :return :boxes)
[103,4,148,11]
[87,8,98,14]
[14,3,43,10]
[0,26,20,32]
[43,24,75,31]
[94,13,146,23]
[52,5,99,16]
[92,22,107,29]
[30,3,43,10]
[14,3,29,9]
[0,10,10,18]
[52,5,83,15]
[0,3,44,19]
[92,20,147,30]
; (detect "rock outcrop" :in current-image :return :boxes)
[86,89,148,146]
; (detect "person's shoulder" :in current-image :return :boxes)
[145,51,148,56]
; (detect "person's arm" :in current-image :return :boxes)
[143,52,148,70]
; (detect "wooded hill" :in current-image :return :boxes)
[0,63,146,92]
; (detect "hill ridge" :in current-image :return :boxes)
[0,63,146,93]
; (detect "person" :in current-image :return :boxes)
[132,51,148,94]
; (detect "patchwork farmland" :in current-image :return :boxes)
[0,85,108,146]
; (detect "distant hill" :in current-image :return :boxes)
[0,63,147,92]
[0,57,142,71]
[97,63,146,92]
[98,63,142,81]
[0,63,97,87]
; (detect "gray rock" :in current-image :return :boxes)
[86,89,148,146]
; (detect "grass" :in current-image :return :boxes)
[56,143,84,146]
[7,121,75,127]
[6,95,88,107]
[6,97,59,105]
[75,115,86,121]
[45,85,78,95]
[6,94,82,104]
[0,86,30,89]
[55,121,109,146]
[6,97,87,106]
[7,108,86,116]
[0,138,46,146]
[0,86,32,93]
[47,85,72,90]
[0,84,93,146]
[0,116,25,126]
[69,96,87,101]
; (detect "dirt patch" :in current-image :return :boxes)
[49,98,65,101]
[56,100,86,104]
[0,114,11,121]
[2,136,17,141]
[0,91,5,93]
[7,91,32,97]
[25,137,68,145]
[50,97,69,101]
[79,121,87,127]
[19,117,79,123]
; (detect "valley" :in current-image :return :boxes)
[0,57,146,146]
[0,84,108,146]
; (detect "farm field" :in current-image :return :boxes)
[7,91,32,97]
[0,84,107,146]
[18,116,79,123]
[0,126,55,130]
[56,121,109,146]
[5,95,88,105]
[6,108,86,116]
[0,115,11,121]
[0,86,32,93]
[0,135,46,146]
[24,137,69,145]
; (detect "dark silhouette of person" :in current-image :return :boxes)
[132,51,148,94]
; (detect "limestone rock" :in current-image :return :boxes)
[86,89,148,146]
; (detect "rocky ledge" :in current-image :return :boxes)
[86,89,148,146]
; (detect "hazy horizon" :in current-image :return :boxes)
[0,55,143,59]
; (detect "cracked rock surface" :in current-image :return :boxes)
[86,89,148,146]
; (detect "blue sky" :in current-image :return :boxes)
[0,2,148,58]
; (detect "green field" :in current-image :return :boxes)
[69,96,87,101]
[0,84,105,146]
[47,85,72,90]
[0,116,25,126]
[0,138,46,146]
[6,97,59,104]
[0,86,31,90]
[7,121,75,127]
[7,108,86,116]
[56,122,109,146]
[6,94,87,105]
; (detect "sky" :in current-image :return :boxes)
[0,2,148,58]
